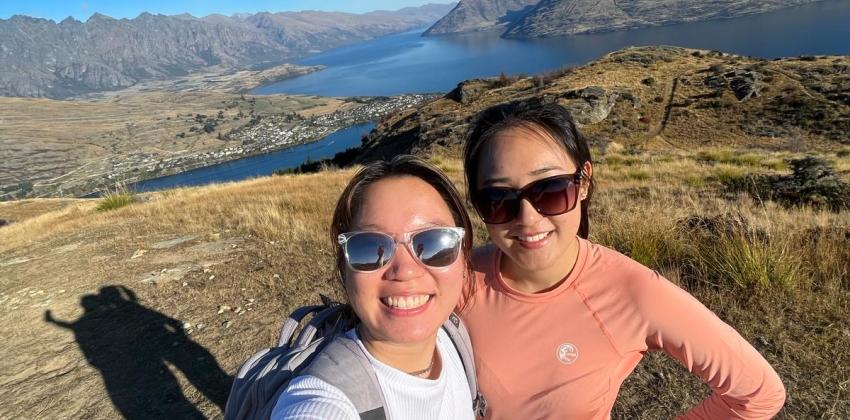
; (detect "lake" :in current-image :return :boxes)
[130,122,374,192]
[254,0,850,97]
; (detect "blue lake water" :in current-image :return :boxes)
[135,0,849,192]
[130,122,374,192]
[254,0,850,97]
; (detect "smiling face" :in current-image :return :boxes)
[345,176,465,345]
[476,124,591,285]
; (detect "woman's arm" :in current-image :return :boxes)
[634,271,786,419]
[271,375,361,420]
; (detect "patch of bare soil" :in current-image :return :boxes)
[0,222,338,419]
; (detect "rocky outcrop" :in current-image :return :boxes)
[560,86,637,125]
[446,79,490,104]
[0,4,453,98]
[423,0,538,35]
[704,70,765,101]
[504,0,826,38]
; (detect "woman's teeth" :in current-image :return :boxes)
[382,295,430,309]
[518,232,549,242]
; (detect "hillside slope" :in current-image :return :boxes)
[353,46,849,162]
[423,0,826,38]
[505,0,826,38]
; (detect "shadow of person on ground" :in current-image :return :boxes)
[45,285,231,419]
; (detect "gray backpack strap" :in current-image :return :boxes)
[277,304,324,347]
[303,335,388,420]
[225,302,358,420]
[442,313,488,418]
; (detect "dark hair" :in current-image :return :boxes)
[330,155,475,312]
[463,99,594,238]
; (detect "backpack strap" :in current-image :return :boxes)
[303,335,388,420]
[299,312,488,420]
[277,304,324,347]
[442,313,488,418]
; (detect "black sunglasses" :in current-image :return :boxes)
[473,173,583,224]
[338,227,465,273]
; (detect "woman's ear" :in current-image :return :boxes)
[580,161,593,200]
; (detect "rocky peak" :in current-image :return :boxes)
[59,16,81,25]
[423,0,538,35]
[86,12,114,22]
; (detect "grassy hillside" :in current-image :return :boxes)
[1,145,848,418]
[0,46,848,418]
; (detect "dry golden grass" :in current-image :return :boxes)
[0,149,847,418]
[0,198,83,223]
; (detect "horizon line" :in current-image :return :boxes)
[0,2,457,24]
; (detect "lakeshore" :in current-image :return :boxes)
[94,94,434,196]
[0,93,433,200]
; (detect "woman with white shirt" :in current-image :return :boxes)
[272,156,477,420]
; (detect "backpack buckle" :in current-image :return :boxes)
[319,294,337,307]
[474,393,488,417]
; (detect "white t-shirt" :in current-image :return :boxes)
[272,328,474,420]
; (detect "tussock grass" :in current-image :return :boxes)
[699,230,801,289]
[96,190,136,212]
[697,149,765,167]
[592,184,847,293]
[706,165,749,185]
[604,154,643,167]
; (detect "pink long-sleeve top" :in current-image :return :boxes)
[461,239,785,419]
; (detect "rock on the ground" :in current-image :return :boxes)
[150,235,199,250]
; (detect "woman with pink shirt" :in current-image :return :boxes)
[460,99,786,419]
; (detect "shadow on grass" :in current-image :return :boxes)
[45,285,231,419]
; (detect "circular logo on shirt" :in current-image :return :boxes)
[556,342,579,365]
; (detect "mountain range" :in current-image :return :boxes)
[0,4,454,98]
[425,0,827,38]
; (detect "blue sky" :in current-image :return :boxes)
[0,1,448,21]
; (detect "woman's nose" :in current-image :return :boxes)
[384,243,425,281]
[515,198,544,226]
